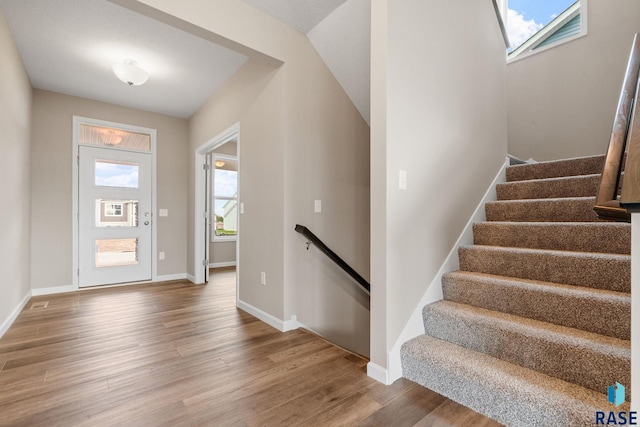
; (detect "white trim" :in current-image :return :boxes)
[367,362,390,385]
[282,314,300,332]
[209,261,237,268]
[155,273,188,282]
[72,116,157,289]
[194,123,240,285]
[31,285,75,296]
[383,159,508,384]
[187,273,198,284]
[0,292,31,339]
[237,298,290,332]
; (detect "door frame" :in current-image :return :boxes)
[72,116,158,290]
[193,122,240,285]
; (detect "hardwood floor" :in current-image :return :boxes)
[0,268,502,426]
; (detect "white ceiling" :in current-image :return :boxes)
[242,0,349,34]
[0,0,248,119]
[0,0,369,123]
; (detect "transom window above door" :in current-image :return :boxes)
[79,123,151,152]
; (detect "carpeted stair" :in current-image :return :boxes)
[401,155,631,426]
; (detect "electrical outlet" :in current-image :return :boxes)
[159,251,165,260]
[260,272,266,285]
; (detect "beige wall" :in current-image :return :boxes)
[370,0,508,368]
[31,90,188,289]
[507,0,640,161]
[189,59,285,321]
[0,11,32,331]
[151,0,372,355]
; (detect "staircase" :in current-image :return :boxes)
[401,155,631,426]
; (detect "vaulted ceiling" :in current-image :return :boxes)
[0,0,370,123]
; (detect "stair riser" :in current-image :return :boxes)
[458,247,630,292]
[485,198,600,222]
[472,222,631,254]
[423,302,630,393]
[442,273,630,340]
[402,336,610,427]
[496,175,600,200]
[506,155,605,182]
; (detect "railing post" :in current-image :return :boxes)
[594,33,640,221]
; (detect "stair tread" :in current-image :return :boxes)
[442,270,630,340]
[487,196,595,204]
[485,197,600,222]
[423,300,630,392]
[501,173,600,185]
[402,335,617,427]
[506,154,605,182]
[460,244,630,260]
[496,174,600,200]
[458,245,630,292]
[473,221,631,254]
[444,270,630,298]
[426,300,630,352]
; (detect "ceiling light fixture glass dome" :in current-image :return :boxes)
[112,59,149,86]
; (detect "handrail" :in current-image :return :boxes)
[294,224,370,294]
[594,33,640,221]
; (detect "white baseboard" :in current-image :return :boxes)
[0,291,31,339]
[237,299,297,332]
[32,285,75,296]
[186,274,197,283]
[209,261,236,268]
[386,158,508,383]
[367,362,390,385]
[282,314,300,332]
[155,273,188,282]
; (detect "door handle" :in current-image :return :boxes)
[144,221,150,225]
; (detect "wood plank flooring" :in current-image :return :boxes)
[0,268,502,426]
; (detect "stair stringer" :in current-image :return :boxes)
[373,158,508,385]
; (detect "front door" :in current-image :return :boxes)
[78,145,152,287]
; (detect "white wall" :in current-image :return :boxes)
[0,10,32,335]
[30,90,189,290]
[507,0,640,161]
[370,0,508,375]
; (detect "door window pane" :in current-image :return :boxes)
[95,200,138,227]
[95,160,139,188]
[95,238,138,268]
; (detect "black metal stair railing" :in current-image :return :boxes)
[294,224,370,294]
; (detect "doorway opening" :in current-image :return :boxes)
[72,116,157,289]
[194,123,240,294]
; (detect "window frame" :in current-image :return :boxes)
[104,203,123,217]
[507,0,587,64]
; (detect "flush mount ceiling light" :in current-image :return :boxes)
[214,160,226,168]
[112,59,149,86]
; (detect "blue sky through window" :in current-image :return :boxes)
[507,0,577,51]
